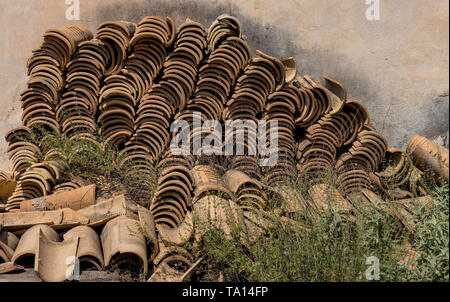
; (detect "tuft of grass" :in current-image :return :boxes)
[25,128,160,207]
[193,181,449,282]
[400,184,449,281]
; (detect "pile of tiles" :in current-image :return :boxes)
[99,18,176,148]
[3,161,68,212]
[1,15,449,282]
[5,126,40,173]
[123,20,208,170]
[0,199,155,281]
[150,153,194,227]
[224,49,283,180]
[0,172,17,212]
[22,25,93,135]
[57,22,135,138]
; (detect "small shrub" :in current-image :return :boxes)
[27,129,159,206]
[403,185,449,281]
[194,180,449,282]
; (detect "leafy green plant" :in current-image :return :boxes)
[404,185,449,281]
[24,127,159,206]
[193,179,449,282]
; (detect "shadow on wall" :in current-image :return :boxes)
[427,91,450,147]
[96,0,299,58]
[95,0,377,85]
[94,1,375,104]
[94,0,448,148]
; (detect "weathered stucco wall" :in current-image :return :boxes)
[0,0,448,170]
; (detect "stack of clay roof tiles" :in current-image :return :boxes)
[122,20,207,171]
[0,15,449,282]
[22,25,93,135]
